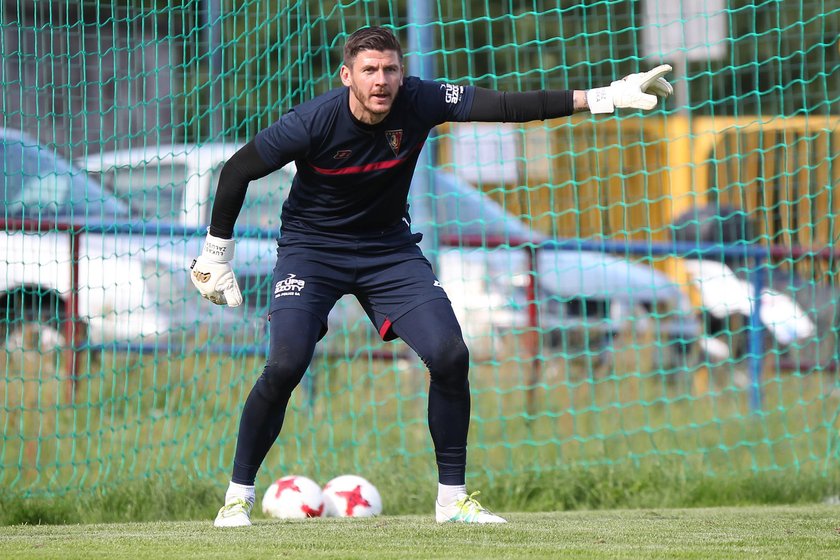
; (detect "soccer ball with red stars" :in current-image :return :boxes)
[322,474,383,518]
[261,475,325,519]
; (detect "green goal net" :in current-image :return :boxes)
[2,0,839,513]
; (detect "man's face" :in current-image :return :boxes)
[340,49,403,125]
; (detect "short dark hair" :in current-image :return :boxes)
[343,26,403,67]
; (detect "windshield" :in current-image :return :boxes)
[425,172,541,244]
[2,137,129,221]
[94,163,188,222]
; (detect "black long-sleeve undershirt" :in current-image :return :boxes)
[208,142,274,239]
[208,87,575,239]
[468,87,574,122]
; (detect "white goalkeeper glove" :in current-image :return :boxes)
[586,64,674,114]
[190,230,243,307]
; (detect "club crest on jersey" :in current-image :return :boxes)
[385,129,403,156]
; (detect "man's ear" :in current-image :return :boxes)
[340,64,351,86]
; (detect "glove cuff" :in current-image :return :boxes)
[202,229,235,262]
[586,86,615,114]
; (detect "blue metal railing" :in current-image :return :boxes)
[4,218,837,411]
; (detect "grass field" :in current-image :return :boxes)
[4,345,840,501]
[1,505,839,559]
[4,342,840,526]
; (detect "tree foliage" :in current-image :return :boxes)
[5,1,836,142]
[205,0,837,140]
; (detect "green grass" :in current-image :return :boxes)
[1,466,837,527]
[1,506,839,559]
[3,342,840,520]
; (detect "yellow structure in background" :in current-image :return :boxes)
[437,115,840,285]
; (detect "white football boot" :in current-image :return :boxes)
[435,491,507,524]
[214,496,253,527]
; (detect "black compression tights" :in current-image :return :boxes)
[231,300,471,486]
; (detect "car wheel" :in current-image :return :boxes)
[1,290,71,387]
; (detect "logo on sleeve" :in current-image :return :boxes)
[385,129,403,156]
[440,84,464,104]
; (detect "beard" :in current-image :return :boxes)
[350,84,395,115]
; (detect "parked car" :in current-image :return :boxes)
[672,204,834,368]
[1,132,293,375]
[78,143,296,341]
[0,128,196,366]
[79,142,700,368]
[413,172,701,365]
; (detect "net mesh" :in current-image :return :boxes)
[1,0,839,498]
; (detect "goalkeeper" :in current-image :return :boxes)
[191,25,673,527]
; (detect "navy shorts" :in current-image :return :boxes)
[268,242,449,341]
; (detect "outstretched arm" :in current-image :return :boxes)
[467,88,575,121]
[466,64,673,121]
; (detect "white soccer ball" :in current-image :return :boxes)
[322,474,383,518]
[261,475,325,519]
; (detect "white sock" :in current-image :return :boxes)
[437,483,467,506]
[225,481,255,505]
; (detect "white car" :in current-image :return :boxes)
[79,143,294,233]
[78,143,297,346]
[1,132,297,378]
[0,129,200,365]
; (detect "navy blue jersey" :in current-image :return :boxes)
[254,77,475,244]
